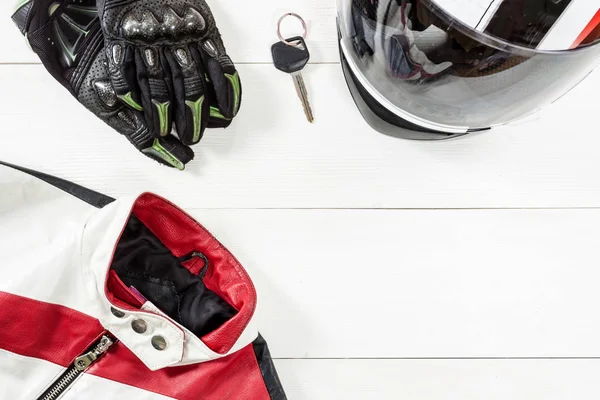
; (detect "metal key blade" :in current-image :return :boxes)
[292,72,314,123]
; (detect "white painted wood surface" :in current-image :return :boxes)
[192,208,600,359]
[2,0,600,398]
[275,359,600,400]
[1,64,600,209]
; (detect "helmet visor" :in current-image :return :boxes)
[338,0,600,132]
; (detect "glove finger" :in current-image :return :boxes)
[89,77,189,169]
[115,99,192,170]
[135,47,174,137]
[140,135,195,171]
[195,41,241,121]
[165,46,209,146]
[206,87,233,129]
[90,78,149,145]
[189,46,226,127]
[107,43,144,112]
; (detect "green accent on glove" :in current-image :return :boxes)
[152,100,171,135]
[224,72,241,115]
[48,2,60,16]
[118,92,143,111]
[209,106,229,120]
[24,32,32,51]
[185,96,205,142]
[55,25,77,62]
[62,14,91,35]
[142,139,184,170]
[67,5,98,14]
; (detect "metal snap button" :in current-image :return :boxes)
[111,307,125,318]
[131,319,147,334]
[151,335,167,351]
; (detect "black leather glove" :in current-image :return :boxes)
[12,0,195,169]
[97,0,241,143]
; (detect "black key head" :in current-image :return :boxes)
[271,36,310,74]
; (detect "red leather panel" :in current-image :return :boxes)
[107,270,145,309]
[91,341,271,400]
[0,293,271,400]
[132,193,257,354]
[0,292,104,367]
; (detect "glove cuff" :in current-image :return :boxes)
[12,0,32,33]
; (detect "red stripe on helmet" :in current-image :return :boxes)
[571,8,600,49]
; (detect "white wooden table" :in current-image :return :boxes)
[3,1,600,398]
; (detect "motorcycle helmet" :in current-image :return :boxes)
[337,0,600,139]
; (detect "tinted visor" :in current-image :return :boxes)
[338,0,600,132]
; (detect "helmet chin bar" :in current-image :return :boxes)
[339,43,488,140]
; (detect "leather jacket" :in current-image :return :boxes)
[0,162,286,400]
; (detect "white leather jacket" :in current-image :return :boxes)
[0,163,286,400]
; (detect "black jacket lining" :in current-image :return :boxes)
[112,216,237,337]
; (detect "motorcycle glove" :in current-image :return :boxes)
[97,0,242,144]
[12,0,194,170]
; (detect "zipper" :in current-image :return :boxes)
[36,335,115,400]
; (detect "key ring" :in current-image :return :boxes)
[277,13,307,47]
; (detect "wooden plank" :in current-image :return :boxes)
[1,64,599,209]
[274,359,600,399]
[0,0,338,64]
[187,208,600,358]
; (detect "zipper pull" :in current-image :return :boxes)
[74,336,114,371]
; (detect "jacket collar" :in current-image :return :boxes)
[80,193,258,371]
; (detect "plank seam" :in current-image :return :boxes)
[182,207,600,211]
[273,357,600,360]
